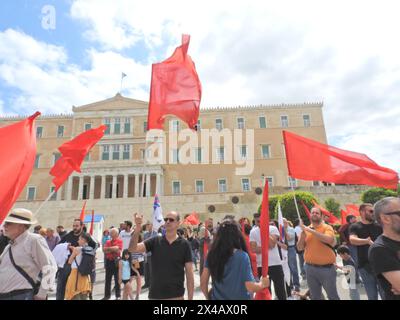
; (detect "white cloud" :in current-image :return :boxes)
[0,29,151,115]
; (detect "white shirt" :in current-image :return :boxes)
[295,226,302,238]
[249,225,282,267]
[52,243,70,268]
[119,230,132,250]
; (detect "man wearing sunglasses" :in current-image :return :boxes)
[129,211,194,300]
[349,203,383,300]
[368,197,400,300]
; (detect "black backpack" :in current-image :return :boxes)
[75,246,96,276]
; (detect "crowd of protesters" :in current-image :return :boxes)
[0,197,399,300]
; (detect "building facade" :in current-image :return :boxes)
[1,93,341,231]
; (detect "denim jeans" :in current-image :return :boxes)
[287,247,300,290]
[349,283,361,300]
[305,264,340,300]
[297,251,306,276]
[358,266,383,300]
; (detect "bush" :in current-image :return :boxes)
[258,191,318,223]
[361,187,398,205]
[324,198,341,218]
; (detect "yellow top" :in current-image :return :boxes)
[304,223,336,265]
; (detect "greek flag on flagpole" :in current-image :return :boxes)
[277,201,285,242]
[152,194,164,232]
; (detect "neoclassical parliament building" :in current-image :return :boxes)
[0,93,330,235]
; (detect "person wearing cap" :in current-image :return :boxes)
[0,208,57,300]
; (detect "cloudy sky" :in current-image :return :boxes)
[0,0,399,172]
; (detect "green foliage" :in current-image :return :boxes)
[361,187,398,205]
[258,191,318,223]
[324,198,341,218]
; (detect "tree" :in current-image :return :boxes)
[324,198,341,218]
[258,191,318,223]
[361,187,398,205]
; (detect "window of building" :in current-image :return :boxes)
[35,154,40,168]
[215,118,223,131]
[36,127,43,138]
[240,145,247,159]
[53,152,61,165]
[112,145,120,160]
[143,121,148,133]
[195,180,204,193]
[124,118,131,134]
[104,118,111,135]
[57,125,64,138]
[196,119,201,130]
[237,117,245,129]
[27,187,36,201]
[303,114,311,127]
[114,118,121,134]
[102,145,110,160]
[241,178,251,192]
[217,147,225,161]
[313,181,320,186]
[259,116,267,128]
[194,148,202,163]
[265,176,274,187]
[288,177,297,188]
[84,153,90,162]
[172,181,181,195]
[170,120,180,132]
[172,149,179,164]
[50,186,57,201]
[218,179,227,192]
[123,144,130,160]
[281,115,289,128]
[84,123,92,131]
[261,145,271,159]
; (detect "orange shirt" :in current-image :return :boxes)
[304,223,336,265]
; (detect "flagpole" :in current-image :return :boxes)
[33,190,56,216]
[290,177,302,222]
[139,138,149,215]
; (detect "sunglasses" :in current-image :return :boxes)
[383,211,400,217]
[366,210,374,213]
[164,218,176,223]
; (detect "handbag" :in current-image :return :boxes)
[9,247,41,296]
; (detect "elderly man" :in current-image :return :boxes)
[129,211,194,300]
[0,208,57,300]
[369,197,400,300]
[46,228,60,251]
[297,207,340,300]
[102,228,123,300]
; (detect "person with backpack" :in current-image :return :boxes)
[297,207,340,300]
[118,249,134,300]
[64,232,95,300]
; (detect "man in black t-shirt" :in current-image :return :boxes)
[129,211,194,300]
[349,203,383,300]
[369,197,400,300]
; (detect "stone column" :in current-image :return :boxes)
[112,175,117,199]
[123,174,128,198]
[56,186,62,201]
[146,173,151,197]
[101,175,106,199]
[78,176,84,200]
[89,175,95,199]
[67,176,73,201]
[134,174,139,198]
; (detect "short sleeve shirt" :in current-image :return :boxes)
[104,238,123,261]
[286,227,296,246]
[368,235,400,300]
[349,222,382,268]
[249,225,282,267]
[144,235,193,299]
[205,250,255,300]
[304,223,336,265]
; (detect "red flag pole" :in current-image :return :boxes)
[89,209,95,235]
[79,200,87,222]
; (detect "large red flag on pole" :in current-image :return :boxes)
[255,180,272,300]
[299,200,312,223]
[283,130,399,189]
[345,204,360,217]
[147,34,202,130]
[79,201,87,223]
[182,212,200,226]
[50,125,106,191]
[0,112,40,225]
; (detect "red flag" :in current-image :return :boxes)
[89,209,95,235]
[183,212,200,225]
[0,112,40,225]
[255,180,272,300]
[283,130,399,189]
[50,125,106,190]
[147,34,201,130]
[345,204,360,217]
[340,209,348,225]
[79,201,87,223]
[299,200,312,223]
[312,200,341,225]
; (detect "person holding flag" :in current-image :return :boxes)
[297,207,340,300]
[282,217,300,292]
